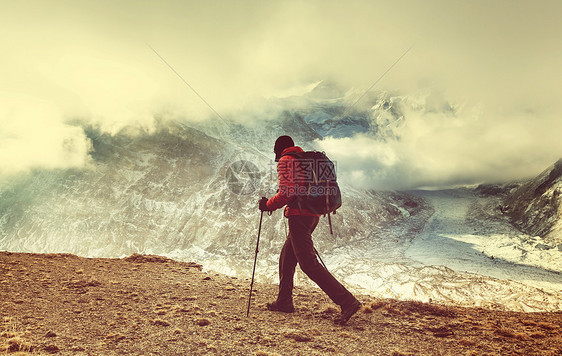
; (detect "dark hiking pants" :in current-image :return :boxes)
[277,215,357,308]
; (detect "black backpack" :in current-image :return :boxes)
[284,151,342,232]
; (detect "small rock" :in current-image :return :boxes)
[196,318,211,326]
[153,319,171,327]
[321,305,339,314]
[535,243,552,251]
[113,334,126,341]
[45,331,57,338]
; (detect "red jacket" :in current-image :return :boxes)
[266,146,320,217]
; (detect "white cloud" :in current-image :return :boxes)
[0,0,561,186]
[0,94,92,176]
[317,96,562,190]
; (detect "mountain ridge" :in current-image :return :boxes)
[504,159,562,245]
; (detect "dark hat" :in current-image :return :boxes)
[274,135,294,162]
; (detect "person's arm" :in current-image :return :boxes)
[266,156,295,211]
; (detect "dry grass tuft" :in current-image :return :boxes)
[309,328,322,336]
[124,254,172,263]
[107,333,126,341]
[361,305,374,314]
[495,329,516,338]
[521,320,536,326]
[43,344,60,353]
[7,337,34,352]
[67,278,101,289]
[382,304,404,316]
[1,331,17,338]
[255,351,281,356]
[530,331,547,339]
[368,300,387,310]
[401,300,457,318]
[536,322,557,330]
[427,326,454,338]
[1,317,34,353]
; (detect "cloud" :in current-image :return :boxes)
[0,0,561,186]
[0,93,92,177]
[317,92,562,190]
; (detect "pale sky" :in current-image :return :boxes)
[1,0,561,188]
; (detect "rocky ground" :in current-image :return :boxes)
[1,252,561,355]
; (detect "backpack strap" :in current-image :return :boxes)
[279,151,303,212]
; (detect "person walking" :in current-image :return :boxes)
[258,135,361,324]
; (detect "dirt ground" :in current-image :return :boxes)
[1,251,561,355]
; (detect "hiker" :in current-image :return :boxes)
[258,135,361,324]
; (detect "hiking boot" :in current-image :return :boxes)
[337,300,361,325]
[266,301,295,313]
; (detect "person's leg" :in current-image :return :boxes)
[276,236,298,307]
[288,215,358,309]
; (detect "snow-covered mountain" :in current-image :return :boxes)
[1,85,561,312]
[504,159,562,245]
[297,82,458,141]
[0,116,423,264]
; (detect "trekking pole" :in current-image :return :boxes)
[246,210,264,317]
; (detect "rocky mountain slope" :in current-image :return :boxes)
[0,116,424,268]
[504,159,562,245]
[2,252,561,355]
